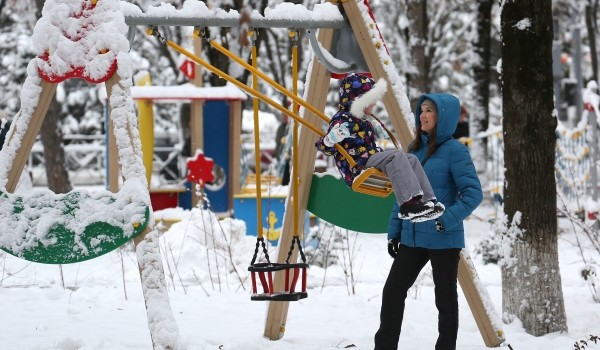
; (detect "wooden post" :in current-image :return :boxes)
[341,0,413,149]
[5,80,57,193]
[105,73,121,193]
[229,100,243,208]
[263,26,334,340]
[458,250,504,347]
[106,73,179,350]
[190,36,204,208]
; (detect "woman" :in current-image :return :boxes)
[374,93,483,350]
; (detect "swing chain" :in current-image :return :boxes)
[285,236,307,264]
[192,26,210,43]
[250,237,271,266]
[146,26,166,44]
[247,27,257,45]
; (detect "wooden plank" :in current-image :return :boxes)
[458,250,504,348]
[5,80,57,193]
[105,73,121,193]
[341,0,413,148]
[229,100,242,209]
[263,26,334,341]
[190,38,204,208]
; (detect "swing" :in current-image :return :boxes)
[243,28,307,301]
[248,236,308,301]
[0,0,151,265]
[146,26,395,199]
[351,168,393,197]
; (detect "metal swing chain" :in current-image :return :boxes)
[285,236,307,264]
[146,26,166,44]
[147,25,274,268]
[250,237,271,265]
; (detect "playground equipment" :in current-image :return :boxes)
[129,0,504,347]
[125,77,247,212]
[0,1,178,349]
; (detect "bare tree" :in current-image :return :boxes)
[585,0,599,83]
[401,0,474,105]
[406,0,429,102]
[470,0,493,183]
[500,0,568,335]
[40,99,72,193]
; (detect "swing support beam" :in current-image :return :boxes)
[137,0,505,346]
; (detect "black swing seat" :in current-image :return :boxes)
[248,262,309,301]
[352,167,393,198]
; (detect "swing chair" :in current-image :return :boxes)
[245,28,308,301]
[0,0,151,265]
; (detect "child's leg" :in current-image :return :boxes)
[406,153,436,201]
[365,150,422,204]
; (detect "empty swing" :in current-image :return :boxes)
[244,29,308,301]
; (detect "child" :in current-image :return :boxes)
[315,73,444,222]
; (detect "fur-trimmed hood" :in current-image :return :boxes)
[336,73,388,117]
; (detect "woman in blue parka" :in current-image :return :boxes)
[374,93,483,350]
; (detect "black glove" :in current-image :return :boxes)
[435,220,445,233]
[387,238,400,258]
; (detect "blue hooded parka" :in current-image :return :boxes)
[388,93,483,249]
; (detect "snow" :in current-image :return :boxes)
[1,0,600,349]
[99,82,248,102]
[514,18,532,31]
[1,205,600,349]
[120,0,343,26]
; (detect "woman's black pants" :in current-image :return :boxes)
[374,244,461,350]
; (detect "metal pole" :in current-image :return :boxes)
[124,15,346,29]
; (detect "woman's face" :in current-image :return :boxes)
[420,103,437,134]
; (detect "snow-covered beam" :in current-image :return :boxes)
[124,15,346,29]
[121,2,345,29]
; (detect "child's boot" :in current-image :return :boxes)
[410,202,445,223]
[398,197,434,220]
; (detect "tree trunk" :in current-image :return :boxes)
[470,0,492,185]
[585,1,598,84]
[34,0,71,194]
[407,0,429,105]
[500,0,567,336]
[41,98,72,194]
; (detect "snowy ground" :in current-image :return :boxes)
[1,203,599,350]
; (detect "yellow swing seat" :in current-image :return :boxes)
[351,167,393,198]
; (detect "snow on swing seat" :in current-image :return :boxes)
[0,182,150,265]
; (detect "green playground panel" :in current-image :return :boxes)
[307,174,395,234]
[0,191,150,264]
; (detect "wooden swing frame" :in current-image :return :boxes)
[135,1,505,346]
[148,26,395,199]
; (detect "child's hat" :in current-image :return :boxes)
[338,73,388,116]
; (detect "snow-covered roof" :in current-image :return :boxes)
[98,82,247,102]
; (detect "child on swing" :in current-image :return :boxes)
[315,73,444,222]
